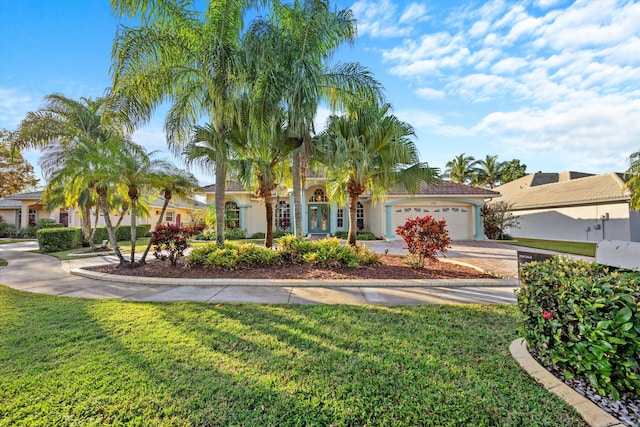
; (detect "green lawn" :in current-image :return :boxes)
[0,286,586,426]
[500,237,596,257]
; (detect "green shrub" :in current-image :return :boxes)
[333,231,379,240]
[36,228,83,253]
[0,222,17,237]
[224,228,247,240]
[517,257,640,400]
[186,236,380,270]
[115,224,152,241]
[250,232,266,239]
[273,230,288,238]
[91,227,109,244]
[36,218,63,229]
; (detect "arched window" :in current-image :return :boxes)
[225,200,240,229]
[309,188,328,202]
[275,200,290,231]
[356,201,364,230]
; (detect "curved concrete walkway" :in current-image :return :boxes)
[0,240,590,305]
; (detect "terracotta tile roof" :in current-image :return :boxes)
[198,182,246,192]
[495,172,630,209]
[388,180,500,197]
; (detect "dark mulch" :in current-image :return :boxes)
[90,254,497,280]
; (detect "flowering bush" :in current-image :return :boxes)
[518,256,640,400]
[395,215,451,268]
[151,223,205,266]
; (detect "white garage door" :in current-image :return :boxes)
[392,206,472,240]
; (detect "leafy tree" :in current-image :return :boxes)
[500,159,527,184]
[319,102,439,246]
[481,201,520,240]
[0,129,39,198]
[110,0,252,245]
[11,94,124,250]
[266,0,383,237]
[444,153,477,184]
[623,151,640,211]
[473,155,505,189]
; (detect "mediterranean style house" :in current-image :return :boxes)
[494,171,638,242]
[198,176,499,240]
[0,190,206,229]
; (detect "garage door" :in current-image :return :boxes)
[392,206,472,240]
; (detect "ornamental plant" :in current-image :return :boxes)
[395,215,451,268]
[517,256,640,400]
[151,223,204,266]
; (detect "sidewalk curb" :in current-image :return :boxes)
[71,267,520,288]
[509,339,625,427]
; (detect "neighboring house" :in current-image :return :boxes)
[198,177,499,240]
[494,171,638,242]
[0,190,206,229]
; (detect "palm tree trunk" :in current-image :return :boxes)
[130,197,137,264]
[139,190,170,264]
[347,193,359,247]
[292,150,303,237]
[97,188,127,265]
[215,155,226,245]
[264,189,274,249]
[90,206,99,246]
[81,205,96,250]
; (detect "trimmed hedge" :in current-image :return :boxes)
[36,225,153,253]
[517,256,640,400]
[36,228,83,253]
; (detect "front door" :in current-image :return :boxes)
[308,204,330,233]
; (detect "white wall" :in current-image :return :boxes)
[508,202,631,242]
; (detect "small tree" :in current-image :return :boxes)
[396,215,451,268]
[482,201,520,240]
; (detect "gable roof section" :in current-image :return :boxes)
[496,172,630,209]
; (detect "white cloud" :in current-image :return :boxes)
[473,94,640,172]
[351,0,428,38]
[399,2,428,24]
[415,87,445,100]
[0,88,39,129]
[491,57,529,74]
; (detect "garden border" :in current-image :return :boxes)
[509,338,625,427]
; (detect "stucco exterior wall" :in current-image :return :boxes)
[508,202,631,242]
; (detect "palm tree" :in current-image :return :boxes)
[11,94,123,249]
[138,165,199,264]
[256,0,383,237]
[444,153,477,184]
[624,151,640,211]
[183,123,233,245]
[319,102,439,246]
[110,0,252,245]
[474,155,505,189]
[115,147,173,263]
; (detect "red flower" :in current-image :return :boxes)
[542,310,553,320]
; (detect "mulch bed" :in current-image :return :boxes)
[90,254,497,280]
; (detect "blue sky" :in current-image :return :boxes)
[1,0,639,187]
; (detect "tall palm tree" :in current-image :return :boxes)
[111,0,252,245]
[624,151,640,211]
[183,123,233,245]
[444,153,477,184]
[11,94,123,249]
[474,155,505,189]
[258,0,383,237]
[138,164,199,264]
[319,102,439,246]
